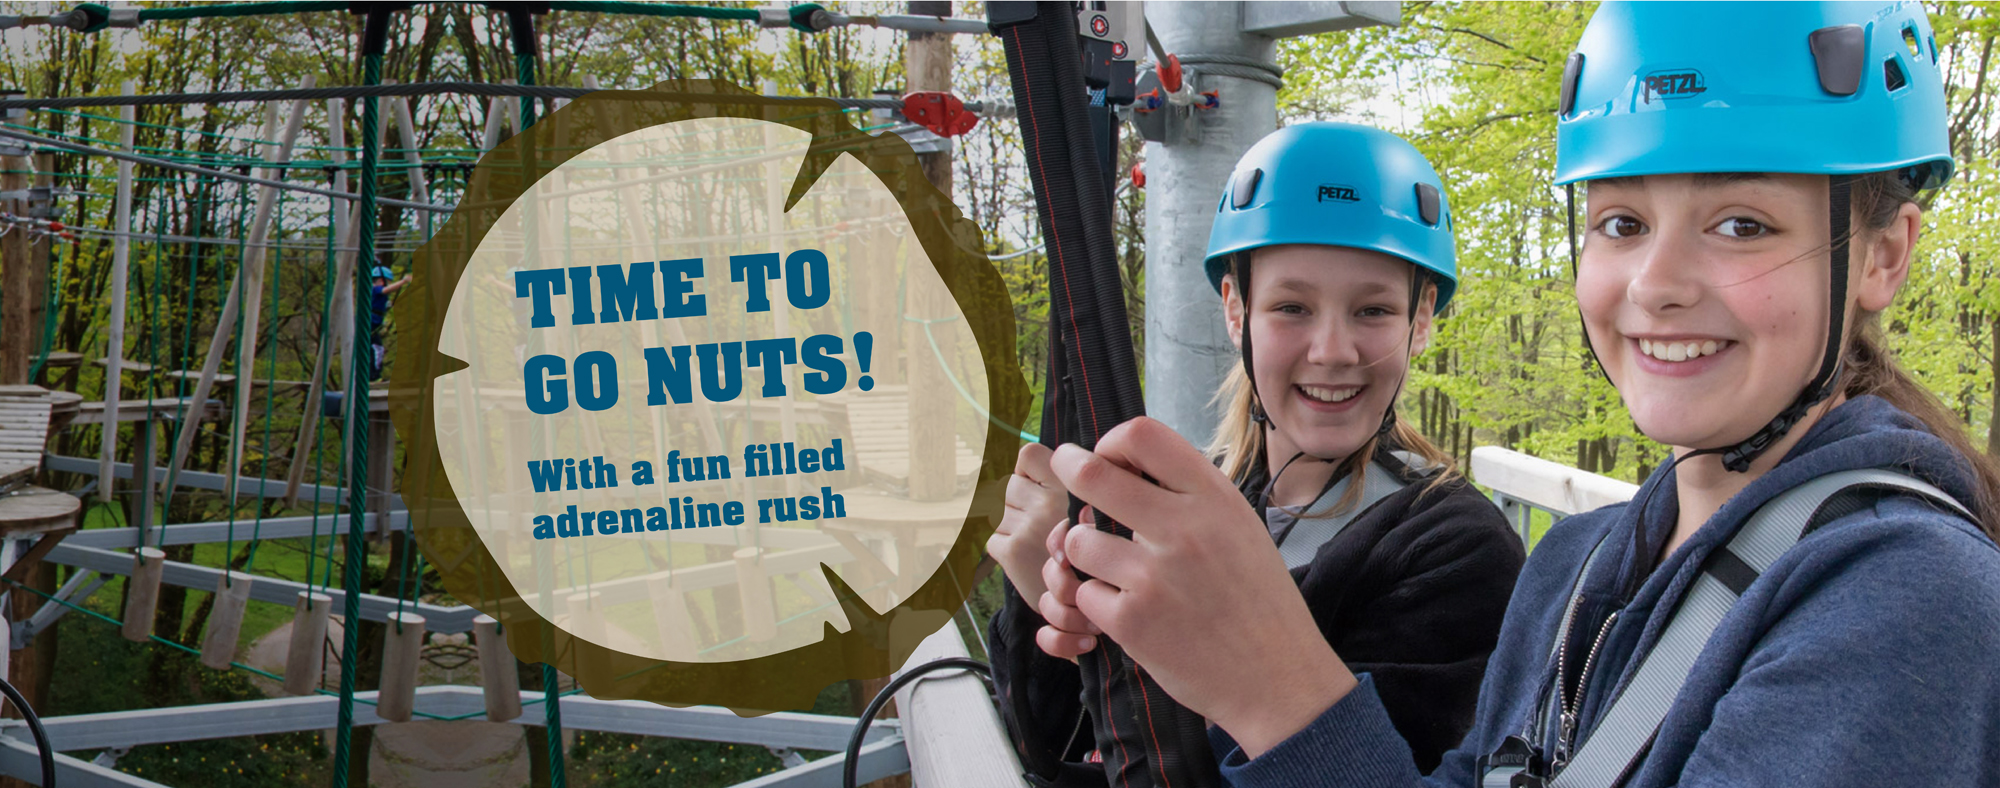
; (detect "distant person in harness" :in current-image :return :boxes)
[370,263,411,380]
[987,122,1526,783]
[1027,3,2000,787]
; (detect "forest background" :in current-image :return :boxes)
[2,2,1998,787]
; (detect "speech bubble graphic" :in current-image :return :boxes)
[389,80,1028,712]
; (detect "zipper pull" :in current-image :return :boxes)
[1555,711,1577,767]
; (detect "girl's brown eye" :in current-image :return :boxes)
[1712,217,1768,238]
[1600,215,1644,238]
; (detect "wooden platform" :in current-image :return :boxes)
[0,385,54,470]
[0,486,79,537]
[71,396,226,426]
[819,385,980,495]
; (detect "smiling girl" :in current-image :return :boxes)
[1025,3,2000,787]
[986,123,1524,784]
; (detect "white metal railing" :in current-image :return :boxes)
[894,618,1030,788]
[1469,446,1640,546]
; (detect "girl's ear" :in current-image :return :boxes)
[1221,273,1245,350]
[1855,201,1920,313]
[1411,281,1438,357]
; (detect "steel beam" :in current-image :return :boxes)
[3,686,896,753]
[43,542,478,633]
[0,738,170,788]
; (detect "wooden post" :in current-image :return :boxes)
[733,548,778,643]
[163,79,314,499]
[226,83,316,504]
[120,547,166,642]
[283,591,334,696]
[285,98,361,506]
[473,614,521,722]
[904,0,957,504]
[100,81,137,500]
[853,7,958,761]
[199,572,253,670]
[647,573,700,661]
[368,411,395,537]
[0,149,29,385]
[376,611,426,723]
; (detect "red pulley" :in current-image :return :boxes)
[1157,54,1183,93]
[1129,162,1145,189]
[902,91,979,138]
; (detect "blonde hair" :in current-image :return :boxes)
[1205,277,1458,516]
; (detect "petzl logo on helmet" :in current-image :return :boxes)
[1317,184,1360,203]
[1642,69,1707,103]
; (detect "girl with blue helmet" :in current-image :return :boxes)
[986,122,1523,782]
[1026,3,2000,787]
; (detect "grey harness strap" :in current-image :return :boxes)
[1267,461,1407,569]
[1550,468,1972,788]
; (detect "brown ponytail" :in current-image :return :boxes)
[1845,171,2000,540]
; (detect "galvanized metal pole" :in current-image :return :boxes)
[1140,1,1398,447]
[1140,2,1278,448]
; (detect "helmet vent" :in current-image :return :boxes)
[1559,53,1584,116]
[1414,183,1441,226]
[1230,167,1262,209]
[1885,57,1908,92]
[1808,24,1866,96]
[1902,24,1922,57]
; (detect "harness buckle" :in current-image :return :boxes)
[1478,734,1549,788]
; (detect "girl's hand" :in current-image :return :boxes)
[987,443,1070,607]
[1040,417,1358,758]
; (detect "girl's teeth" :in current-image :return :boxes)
[1640,339,1728,362]
[1302,386,1358,403]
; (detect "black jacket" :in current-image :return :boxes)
[990,451,1525,781]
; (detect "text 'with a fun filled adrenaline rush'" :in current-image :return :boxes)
[526,440,847,541]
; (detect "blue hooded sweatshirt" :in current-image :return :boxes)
[1209,395,2000,787]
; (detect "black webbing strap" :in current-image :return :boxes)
[989,3,1222,787]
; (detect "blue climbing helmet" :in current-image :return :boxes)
[1556,0,1952,189]
[1553,0,1956,473]
[371,266,394,280]
[1203,121,1458,312]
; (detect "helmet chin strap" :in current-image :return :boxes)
[1566,175,1854,476]
[1232,254,1426,509]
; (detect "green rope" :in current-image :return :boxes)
[545,1,757,22]
[244,189,285,575]
[910,315,1038,442]
[331,39,384,788]
[26,220,67,384]
[0,576,464,720]
[135,1,350,23]
[514,39,570,788]
[302,204,340,607]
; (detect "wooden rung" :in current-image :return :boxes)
[121,547,167,643]
[473,614,522,722]
[375,611,426,723]
[283,592,334,697]
[199,572,254,670]
[40,352,82,367]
